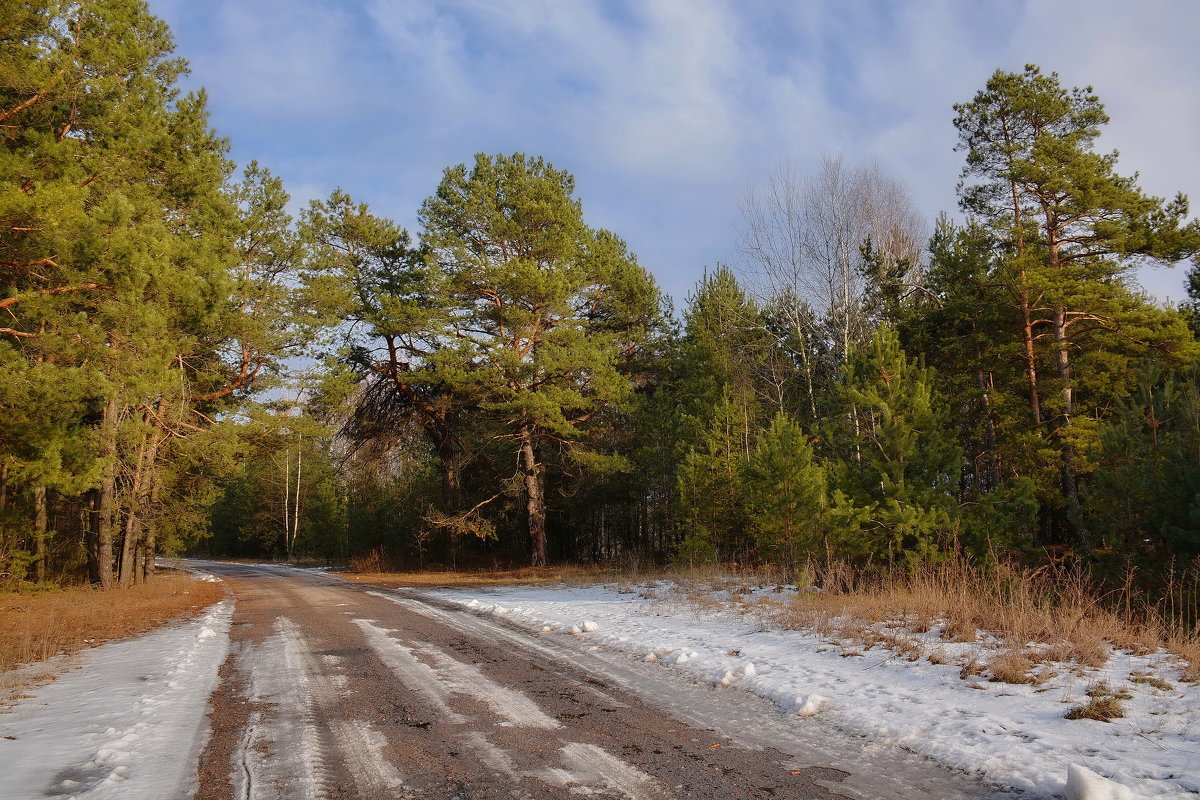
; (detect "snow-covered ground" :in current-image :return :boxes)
[429,582,1200,800]
[0,597,232,800]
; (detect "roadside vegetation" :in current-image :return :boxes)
[0,570,225,698]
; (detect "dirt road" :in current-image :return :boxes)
[193,562,1011,800]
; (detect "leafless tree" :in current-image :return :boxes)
[738,155,927,426]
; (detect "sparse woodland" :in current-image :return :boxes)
[5,1,1200,629]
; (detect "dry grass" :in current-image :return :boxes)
[1066,681,1131,721]
[1066,694,1126,721]
[760,554,1200,682]
[986,649,1037,684]
[0,572,225,697]
[1129,671,1176,691]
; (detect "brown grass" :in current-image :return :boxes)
[986,649,1037,684]
[1172,640,1200,682]
[1129,671,1176,691]
[0,572,225,697]
[1065,681,1131,721]
[1066,695,1125,721]
[761,554,1199,680]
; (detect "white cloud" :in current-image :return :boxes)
[149,0,1200,302]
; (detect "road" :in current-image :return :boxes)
[192,562,1013,800]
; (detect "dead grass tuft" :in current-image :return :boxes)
[1066,695,1125,721]
[1066,681,1131,721]
[959,655,984,679]
[986,650,1037,684]
[0,572,225,698]
[1129,671,1175,692]
[879,631,924,662]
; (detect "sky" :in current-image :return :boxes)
[147,0,1200,307]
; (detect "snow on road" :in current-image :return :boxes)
[0,599,232,800]
[234,616,409,800]
[428,583,1200,800]
[354,614,667,798]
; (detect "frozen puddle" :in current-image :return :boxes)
[0,600,232,800]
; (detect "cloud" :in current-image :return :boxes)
[149,0,1200,303]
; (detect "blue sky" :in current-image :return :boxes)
[149,0,1200,306]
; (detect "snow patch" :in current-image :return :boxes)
[794,694,828,717]
[430,582,1200,798]
[354,618,559,729]
[0,600,231,800]
[1064,765,1135,800]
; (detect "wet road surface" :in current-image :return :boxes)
[192,562,1019,800]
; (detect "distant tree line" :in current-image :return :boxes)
[4,2,1200,588]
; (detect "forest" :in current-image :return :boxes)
[4,0,1200,593]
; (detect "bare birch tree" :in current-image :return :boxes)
[740,155,926,363]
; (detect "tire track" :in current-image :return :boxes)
[234,617,413,800]
[354,616,667,799]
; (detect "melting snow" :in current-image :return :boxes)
[431,582,1200,799]
[0,600,232,799]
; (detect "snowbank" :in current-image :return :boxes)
[0,599,232,799]
[434,583,1199,799]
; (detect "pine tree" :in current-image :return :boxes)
[743,412,826,579]
[826,327,962,563]
[1,1,281,585]
[674,386,755,565]
[1087,365,1200,564]
[953,65,1200,546]
[418,153,660,566]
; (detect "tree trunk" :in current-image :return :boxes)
[118,430,151,588]
[283,450,291,558]
[139,436,163,582]
[85,488,101,584]
[90,397,118,590]
[0,459,8,511]
[974,364,1001,491]
[1052,303,1086,547]
[141,523,156,583]
[519,427,547,567]
[290,439,301,559]
[33,484,47,583]
[132,543,144,585]
[1004,133,1043,428]
[1018,287,1043,425]
[438,433,462,512]
[93,466,115,590]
